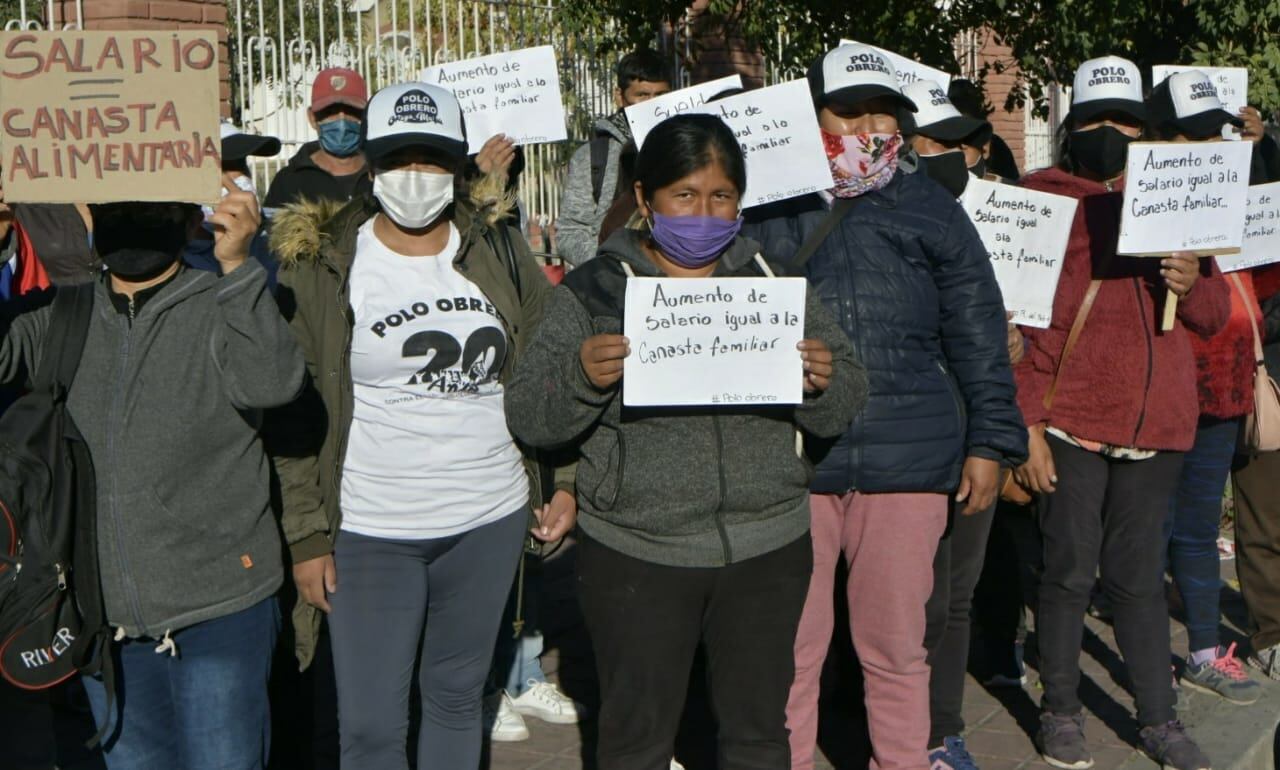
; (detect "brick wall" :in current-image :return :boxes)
[973,29,1026,171]
[51,0,231,117]
[685,0,766,89]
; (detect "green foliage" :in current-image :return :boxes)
[558,0,1280,116]
[558,0,969,81]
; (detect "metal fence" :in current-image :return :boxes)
[227,0,642,243]
[2,1,1068,227]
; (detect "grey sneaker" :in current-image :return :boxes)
[1140,721,1211,770]
[1247,643,1280,681]
[1037,712,1094,770]
[1181,644,1261,705]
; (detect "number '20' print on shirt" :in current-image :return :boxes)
[401,327,507,392]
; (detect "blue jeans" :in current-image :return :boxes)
[84,597,280,770]
[492,557,548,697]
[1168,416,1240,652]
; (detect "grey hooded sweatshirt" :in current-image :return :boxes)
[506,229,869,568]
[0,260,306,638]
[555,114,632,266]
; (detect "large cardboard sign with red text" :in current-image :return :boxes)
[0,31,222,203]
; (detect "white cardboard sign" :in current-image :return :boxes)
[961,178,1078,328]
[622,277,807,407]
[840,39,952,90]
[1117,141,1253,256]
[1217,182,1280,272]
[626,74,743,149]
[422,45,567,153]
[670,79,834,208]
[1152,65,1248,141]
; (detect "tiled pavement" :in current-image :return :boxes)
[488,541,1280,770]
[22,537,1279,770]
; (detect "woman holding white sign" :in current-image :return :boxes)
[743,43,1029,770]
[1013,57,1228,770]
[506,114,867,770]
[271,83,573,770]
[1148,71,1267,706]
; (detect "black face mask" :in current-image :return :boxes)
[89,202,195,280]
[921,150,971,197]
[1068,125,1134,180]
[969,156,988,180]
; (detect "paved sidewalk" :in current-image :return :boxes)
[21,538,1278,770]
[489,542,1280,770]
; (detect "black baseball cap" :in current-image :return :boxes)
[220,123,281,162]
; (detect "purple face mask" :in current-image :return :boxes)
[649,212,742,268]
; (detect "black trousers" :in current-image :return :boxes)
[576,533,812,770]
[972,502,1043,670]
[1037,436,1181,727]
[1232,450,1280,651]
[925,500,996,746]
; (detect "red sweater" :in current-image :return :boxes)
[1191,271,1260,419]
[1015,168,1231,452]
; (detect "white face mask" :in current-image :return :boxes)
[374,169,455,229]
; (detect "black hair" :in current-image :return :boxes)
[616,49,673,92]
[947,79,990,119]
[634,114,746,201]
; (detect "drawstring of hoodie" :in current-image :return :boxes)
[110,626,179,657]
[154,629,178,657]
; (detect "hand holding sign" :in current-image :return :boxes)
[622,276,806,407]
[798,339,834,393]
[1160,252,1201,297]
[580,334,630,390]
[1118,141,1252,329]
[208,173,262,274]
[422,46,567,153]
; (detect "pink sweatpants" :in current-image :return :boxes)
[787,491,949,770]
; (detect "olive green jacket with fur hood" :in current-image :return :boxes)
[269,172,562,669]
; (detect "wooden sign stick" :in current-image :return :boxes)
[1162,287,1178,332]
[1156,248,1238,332]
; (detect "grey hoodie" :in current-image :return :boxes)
[555,116,631,266]
[0,260,305,637]
[506,230,868,567]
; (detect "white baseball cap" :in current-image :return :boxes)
[809,43,917,112]
[364,82,468,166]
[901,80,989,143]
[1147,69,1244,139]
[1070,56,1145,123]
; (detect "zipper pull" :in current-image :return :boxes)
[55,563,67,591]
[128,295,137,322]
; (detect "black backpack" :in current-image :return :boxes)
[0,283,105,691]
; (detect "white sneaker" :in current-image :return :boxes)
[510,679,589,725]
[483,692,530,742]
[670,760,686,770]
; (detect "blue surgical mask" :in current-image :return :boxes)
[317,118,362,158]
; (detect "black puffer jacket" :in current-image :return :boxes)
[743,169,1028,494]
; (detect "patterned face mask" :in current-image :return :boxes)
[822,130,902,199]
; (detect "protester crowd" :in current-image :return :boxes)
[1,35,1279,770]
